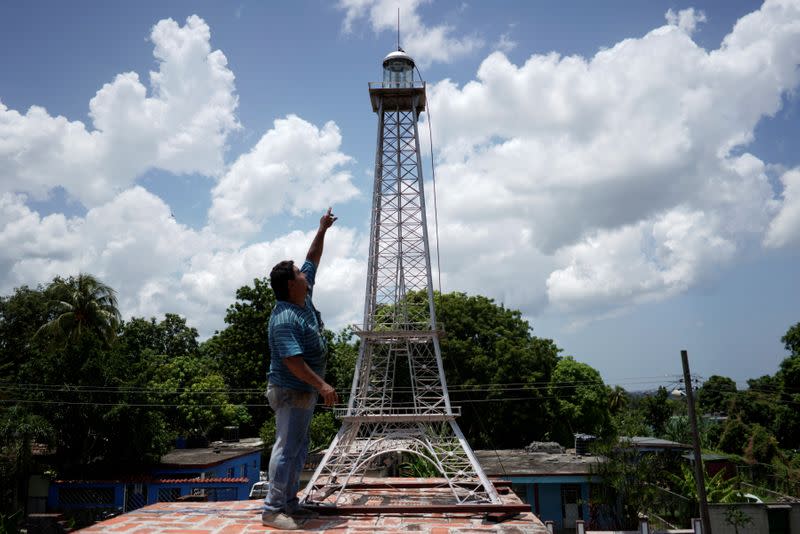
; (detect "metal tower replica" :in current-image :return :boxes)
[301,49,501,509]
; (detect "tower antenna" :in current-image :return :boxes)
[397,8,401,50]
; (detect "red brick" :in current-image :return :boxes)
[109,524,141,532]
[98,515,131,525]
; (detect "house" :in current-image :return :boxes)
[681,451,736,479]
[48,438,263,516]
[475,446,604,532]
[621,436,692,454]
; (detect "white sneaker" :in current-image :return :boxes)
[261,511,301,530]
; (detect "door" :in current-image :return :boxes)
[561,484,582,529]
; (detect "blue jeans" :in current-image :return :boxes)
[264,383,317,514]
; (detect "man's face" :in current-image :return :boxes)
[287,265,308,301]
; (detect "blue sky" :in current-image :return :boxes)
[1,0,799,390]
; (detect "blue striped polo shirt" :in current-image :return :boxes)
[267,260,327,392]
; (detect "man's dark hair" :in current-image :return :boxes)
[270,260,295,301]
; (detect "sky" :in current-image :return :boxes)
[1,0,799,391]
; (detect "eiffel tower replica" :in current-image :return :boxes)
[300,48,502,510]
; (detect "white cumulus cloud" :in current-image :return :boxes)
[209,115,359,238]
[0,15,239,207]
[337,0,483,66]
[765,168,800,248]
[423,0,800,317]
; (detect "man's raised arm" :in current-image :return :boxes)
[306,207,337,266]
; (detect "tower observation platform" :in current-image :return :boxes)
[368,50,426,113]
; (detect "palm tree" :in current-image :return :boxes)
[608,385,629,414]
[36,273,122,346]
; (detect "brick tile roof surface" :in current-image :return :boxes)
[79,479,548,533]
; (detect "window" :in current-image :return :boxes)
[242,463,248,477]
[226,467,235,478]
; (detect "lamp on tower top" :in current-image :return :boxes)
[382,48,415,86]
[369,49,426,114]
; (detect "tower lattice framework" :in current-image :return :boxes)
[301,51,500,507]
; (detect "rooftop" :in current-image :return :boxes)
[623,436,692,450]
[81,478,547,533]
[159,438,263,468]
[475,449,602,477]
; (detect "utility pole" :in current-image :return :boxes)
[681,349,711,534]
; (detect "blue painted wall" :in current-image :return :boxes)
[501,476,596,531]
[151,450,261,489]
[49,450,262,511]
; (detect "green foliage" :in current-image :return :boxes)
[725,507,753,534]
[778,354,800,392]
[743,424,781,466]
[718,418,751,455]
[639,387,674,436]
[549,356,612,444]
[0,407,53,514]
[608,386,629,414]
[399,454,439,478]
[119,314,199,359]
[0,509,22,534]
[35,274,121,348]
[661,415,692,445]
[433,292,561,448]
[308,411,339,451]
[697,375,737,414]
[665,463,739,504]
[258,411,339,463]
[201,277,275,434]
[661,415,716,449]
[326,328,358,395]
[612,407,650,438]
[781,322,800,355]
[150,354,250,439]
[0,284,51,383]
[259,417,276,456]
[590,440,682,529]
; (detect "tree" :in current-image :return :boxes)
[0,406,53,515]
[662,414,716,449]
[666,463,739,503]
[326,328,358,395]
[612,407,650,438]
[150,354,250,440]
[119,314,199,359]
[549,356,612,444]
[433,292,561,448]
[590,440,681,529]
[1,279,182,476]
[718,417,751,455]
[697,375,737,414]
[743,424,781,466]
[0,285,51,383]
[781,322,800,355]
[639,387,674,436]
[202,278,275,434]
[36,274,121,347]
[608,386,629,415]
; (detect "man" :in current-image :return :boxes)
[262,208,339,530]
